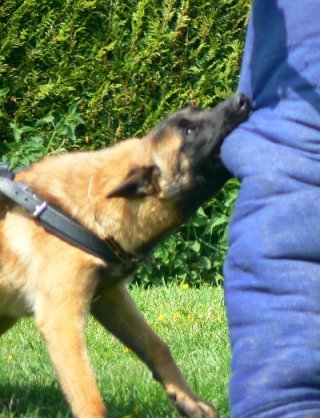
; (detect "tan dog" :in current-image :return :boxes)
[0,95,250,418]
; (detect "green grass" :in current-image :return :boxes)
[0,285,230,418]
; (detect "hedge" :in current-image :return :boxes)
[0,0,250,285]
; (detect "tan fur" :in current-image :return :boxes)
[0,130,218,418]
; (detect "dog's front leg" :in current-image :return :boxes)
[35,298,106,418]
[91,285,218,418]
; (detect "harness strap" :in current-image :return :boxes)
[0,163,141,266]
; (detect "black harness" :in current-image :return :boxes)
[0,163,145,269]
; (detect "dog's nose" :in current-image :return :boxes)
[234,93,251,114]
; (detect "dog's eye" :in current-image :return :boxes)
[185,126,197,136]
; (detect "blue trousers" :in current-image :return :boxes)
[221,1,320,417]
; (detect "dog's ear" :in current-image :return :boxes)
[107,165,161,198]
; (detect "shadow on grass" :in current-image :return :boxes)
[0,383,179,418]
[0,383,69,417]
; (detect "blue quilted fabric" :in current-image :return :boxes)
[221,1,320,417]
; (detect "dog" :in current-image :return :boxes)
[0,94,250,418]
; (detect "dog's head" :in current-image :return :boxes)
[101,94,251,252]
[108,94,250,215]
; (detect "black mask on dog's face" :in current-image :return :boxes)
[150,94,251,212]
[107,94,251,221]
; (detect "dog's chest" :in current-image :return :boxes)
[94,263,138,294]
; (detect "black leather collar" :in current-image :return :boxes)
[0,163,145,267]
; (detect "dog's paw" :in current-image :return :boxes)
[196,401,219,418]
[168,391,219,418]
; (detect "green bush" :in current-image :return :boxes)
[0,0,250,285]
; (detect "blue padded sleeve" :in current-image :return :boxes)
[221,1,320,417]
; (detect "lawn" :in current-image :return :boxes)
[0,285,230,418]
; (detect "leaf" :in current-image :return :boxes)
[36,114,55,126]
[190,241,201,254]
[0,87,9,98]
[194,257,212,271]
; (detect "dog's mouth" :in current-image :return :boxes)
[211,94,251,148]
[175,94,251,212]
[201,154,225,176]
[195,94,251,177]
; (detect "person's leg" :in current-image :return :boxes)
[221,1,320,417]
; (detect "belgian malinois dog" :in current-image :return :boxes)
[0,94,250,418]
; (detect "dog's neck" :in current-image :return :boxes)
[15,146,181,256]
